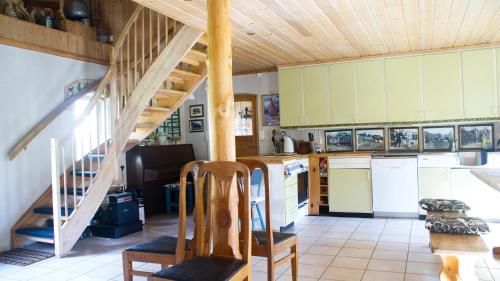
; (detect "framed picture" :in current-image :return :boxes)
[355,128,385,151]
[458,124,494,150]
[189,119,204,133]
[325,129,353,152]
[261,94,280,126]
[389,127,419,151]
[422,126,455,151]
[189,104,204,118]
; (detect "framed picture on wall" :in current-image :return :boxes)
[355,128,385,151]
[189,104,204,118]
[325,129,353,152]
[422,126,455,151]
[261,94,280,126]
[389,127,419,152]
[189,119,204,133]
[458,124,494,150]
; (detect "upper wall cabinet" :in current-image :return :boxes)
[496,48,500,117]
[278,68,304,127]
[330,63,357,124]
[422,52,463,121]
[385,56,422,122]
[462,49,496,118]
[356,60,387,123]
[303,65,331,126]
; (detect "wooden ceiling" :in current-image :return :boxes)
[132,0,500,74]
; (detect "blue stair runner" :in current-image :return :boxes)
[16,227,54,239]
[34,207,74,216]
[87,154,105,161]
[60,187,84,196]
[72,170,98,177]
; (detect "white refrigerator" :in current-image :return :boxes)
[371,157,419,216]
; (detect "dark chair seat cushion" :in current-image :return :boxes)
[253,231,295,245]
[152,256,246,281]
[425,215,490,235]
[125,236,191,255]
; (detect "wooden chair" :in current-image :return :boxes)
[122,160,205,281]
[238,159,298,281]
[149,161,252,281]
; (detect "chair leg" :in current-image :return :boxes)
[255,203,265,230]
[291,244,298,281]
[122,252,132,281]
[250,203,256,231]
[267,256,275,281]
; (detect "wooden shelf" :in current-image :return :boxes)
[320,184,328,187]
[319,203,329,206]
[0,14,111,65]
[320,193,328,196]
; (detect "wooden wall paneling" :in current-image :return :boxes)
[99,0,139,41]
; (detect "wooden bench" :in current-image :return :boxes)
[427,211,489,281]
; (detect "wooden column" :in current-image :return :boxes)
[207,0,235,161]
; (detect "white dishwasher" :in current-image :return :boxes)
[371,156,419,217]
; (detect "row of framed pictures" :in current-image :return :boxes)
[325,124,494,152]
[189,105,204,133]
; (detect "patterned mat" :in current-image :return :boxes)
[0,248,54,266]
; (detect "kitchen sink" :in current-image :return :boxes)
[457,151,487,166]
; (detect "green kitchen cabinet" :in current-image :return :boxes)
[385,56,422,122]
[356,59,387,123]
[422,52,463,121]
[496,48,500,117]
[278,68,304,127]
[328,168,372,213]
[303,65,331,125]
[330,63,357,124]
[462,49,496,118]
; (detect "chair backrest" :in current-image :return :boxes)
[236,159,274,251]
[250,168,263,197]
[193,161,251,263]
[175,160,206,263]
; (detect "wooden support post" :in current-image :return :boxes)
[207,0,235,162]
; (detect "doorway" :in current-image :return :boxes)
[234,94,259,156]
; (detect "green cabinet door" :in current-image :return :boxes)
[330,63,357,124]
[328,168,372,213]
[385,56,422,122]
[422,52,463,121]
[462,49,496,118]
[303,65,331,125]
[496,48,500,117]
[278,68,304,126]
[356,60,387,123]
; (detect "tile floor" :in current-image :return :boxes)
[2,215,500,281]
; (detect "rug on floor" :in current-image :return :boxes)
[0,248,54,266]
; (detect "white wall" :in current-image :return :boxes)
[182,72,280,159]
[0,45,106,251]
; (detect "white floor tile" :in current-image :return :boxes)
[330,256,370,270]
[361,270,404,281]
[320,266,364,281]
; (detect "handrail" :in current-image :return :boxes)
[8,81,99,160]
[113,6,144,58]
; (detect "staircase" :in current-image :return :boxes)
[10,5,207,257]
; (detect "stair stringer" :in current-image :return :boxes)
[55,25,203,257]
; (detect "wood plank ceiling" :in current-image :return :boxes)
[132,0,500,74]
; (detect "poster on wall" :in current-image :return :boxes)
[355,128,385,151]
[189,119,204,133]
[325,129,353,152]
[422,126,455,151]
[189,104,204,118]
[389,127,419,151]
[64,79,97,99]
[261,94,280,126]
[458,124,493,150]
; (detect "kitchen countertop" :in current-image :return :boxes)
[237,154,309,164]
[470,169,500,193]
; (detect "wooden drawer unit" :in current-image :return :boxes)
[284,174,298,186]
[285,184,298,200]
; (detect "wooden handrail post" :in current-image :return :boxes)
[207,0,235,162]
[50,138,63,257]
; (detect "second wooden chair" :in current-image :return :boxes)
[238,159,299,281]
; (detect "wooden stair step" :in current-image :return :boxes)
[144,106,171,113]
[135,122,159,129]
[166,75,185,84]
[181,57,200,66]
[154,89,187,99]
[198,34,207,46]
[15,227,55,243]
[186,49,207,61]
[170,69,202,80]
[34,207,74,217]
